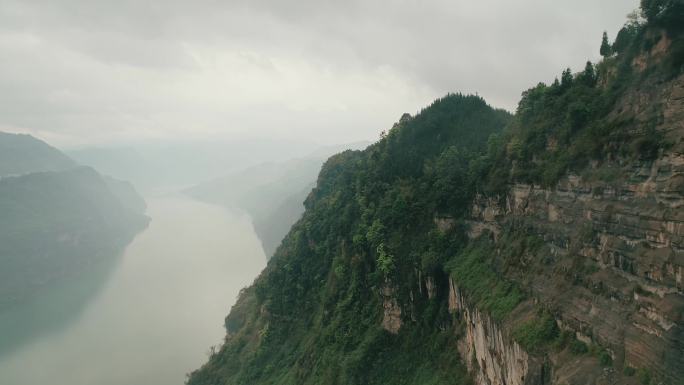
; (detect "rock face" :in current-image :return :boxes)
[442,74,684,385]
[449,279,542,385]
[381,284,403,334]
[374,74,684,385]
[459,76,684,385]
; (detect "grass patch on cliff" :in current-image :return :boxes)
[512,310,559,353]
[637,368,652,385]
[351,327,473,385]
[512,310,614,365]
[446,238,525,321]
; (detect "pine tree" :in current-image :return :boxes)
[561,68,573,89]
[580,61,597,87]
[600,31,612,57]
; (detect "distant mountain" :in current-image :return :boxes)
[186,142,370,258]
[66,146,151,188]
[103,175,148,214]
[0,132,75,176]
[0,133,149,311]
[67,139,352,193]
[186,158,320,258]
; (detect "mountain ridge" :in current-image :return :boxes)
[0,132,75,177]
[0,134,150,312]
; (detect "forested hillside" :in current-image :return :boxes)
[188,3,684,385]
[0,134,149,311]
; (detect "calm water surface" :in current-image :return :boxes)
[0,196,266,385]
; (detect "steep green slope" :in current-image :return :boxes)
[0,132,75,176]
[188,94,511,385]
[188,5,684,385]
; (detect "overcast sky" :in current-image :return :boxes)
[0,0,639,148]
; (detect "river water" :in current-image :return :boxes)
[0,196,266,385]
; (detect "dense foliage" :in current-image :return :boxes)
[482,19,684,189]
[187,94,509,385]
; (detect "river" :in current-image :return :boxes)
[0,196,266,385]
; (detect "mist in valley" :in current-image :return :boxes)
[0,130,368,385]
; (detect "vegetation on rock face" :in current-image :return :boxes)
[445,236,526,321]
[512,310,559,353]
[188,5,683,385]
[484,22,683,189]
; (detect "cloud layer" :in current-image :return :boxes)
[0,0,638,147]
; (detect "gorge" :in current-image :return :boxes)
[187,5,684,385]
[0,196,266,385]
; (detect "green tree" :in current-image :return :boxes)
[626,9,644,26]
[600,31,612,57]
[641,0,667,21]
[640,0,684,35]
[561,68,573,89]
[366,219,385,246]
[376,243,395,275]
[579,61,597,86]
[613,22,641,55]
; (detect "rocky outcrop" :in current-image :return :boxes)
[381,284,402,334]
[465,153,684,383]
[377,73,684,385]
[373,175,681,383]
[445,71,684,384]
[449,278,542,385]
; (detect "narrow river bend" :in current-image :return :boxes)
[0,196,266,385]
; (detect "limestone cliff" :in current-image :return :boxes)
[376,39,684,385]
[454,73,684,384]
[449,279,542,385]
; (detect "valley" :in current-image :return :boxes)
[0,196,266,385]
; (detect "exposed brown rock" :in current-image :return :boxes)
[381,283,402,334]
[449,279,542,385]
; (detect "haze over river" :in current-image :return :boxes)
[0,196,266,385]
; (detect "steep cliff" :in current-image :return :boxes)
[188,6,683,385]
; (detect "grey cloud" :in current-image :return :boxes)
[0,0,639,146]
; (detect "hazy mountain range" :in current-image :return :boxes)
[186,142,370,258]
[67,139,360,194]
[0,132,149,311]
